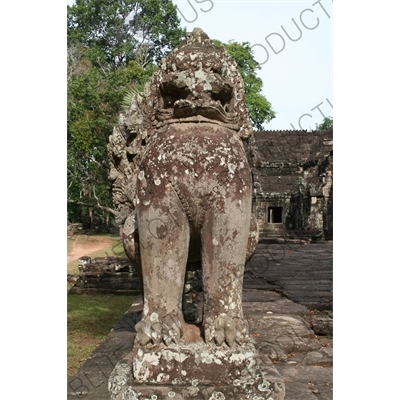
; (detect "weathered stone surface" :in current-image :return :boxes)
[70,256,143,295]
[273,364,333,400]
[242,289,282,303]
[245,242,332,311]
[252,315,314,340]
[249,129,333,240]
[131,342,268,385]
[78,256,91,271]
[109,344,285,400]
[249,315,321,362]
[302,347,333,366]
[105,27,283,398]
[242,299,309,316]
[310,314,333,336]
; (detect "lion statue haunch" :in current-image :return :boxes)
[108,28,259,348]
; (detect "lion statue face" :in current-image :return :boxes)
[156,43,237,124]
[150,27,252,138]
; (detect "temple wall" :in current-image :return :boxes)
[249,128,333,241]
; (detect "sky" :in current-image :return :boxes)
[67,0,333,130]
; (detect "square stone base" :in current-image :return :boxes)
[109,341,285,400]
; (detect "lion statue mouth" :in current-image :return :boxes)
[156,98,238,124]
[174,98,238,123]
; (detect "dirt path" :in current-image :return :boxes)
[67,235,115,263]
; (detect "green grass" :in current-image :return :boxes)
[67,234,133,377]
[67,294,134,377]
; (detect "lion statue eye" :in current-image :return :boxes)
[212,66,222,75]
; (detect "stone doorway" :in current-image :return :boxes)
[268,206,283,223]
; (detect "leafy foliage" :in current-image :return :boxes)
[67,53,157,222]
[214,40,276,130]
[317,116,333,131]
[67,0,186,68]
[67,0,184,224]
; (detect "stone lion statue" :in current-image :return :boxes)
[108,28,259,348]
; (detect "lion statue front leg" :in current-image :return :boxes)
[134,177,189,347]
[200,178,252,347]
[134,180,253,348]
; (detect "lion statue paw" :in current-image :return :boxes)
[204,313,250,347]
[135,311,184,347]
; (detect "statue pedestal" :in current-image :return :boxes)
[109,339,285,400]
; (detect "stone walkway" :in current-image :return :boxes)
[67,242,333,399]
[244,241,333,310]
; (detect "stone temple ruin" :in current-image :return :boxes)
[68,26,334,400]
[249,128,333,242]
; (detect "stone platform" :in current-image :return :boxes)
[67,242,333,399]
[109,342,285,399]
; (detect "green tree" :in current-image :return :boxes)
[214,40,276,130]
[317,116,333,131]
[67,53,158,223]
[67,0,185,225]
[68,0,186,68]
